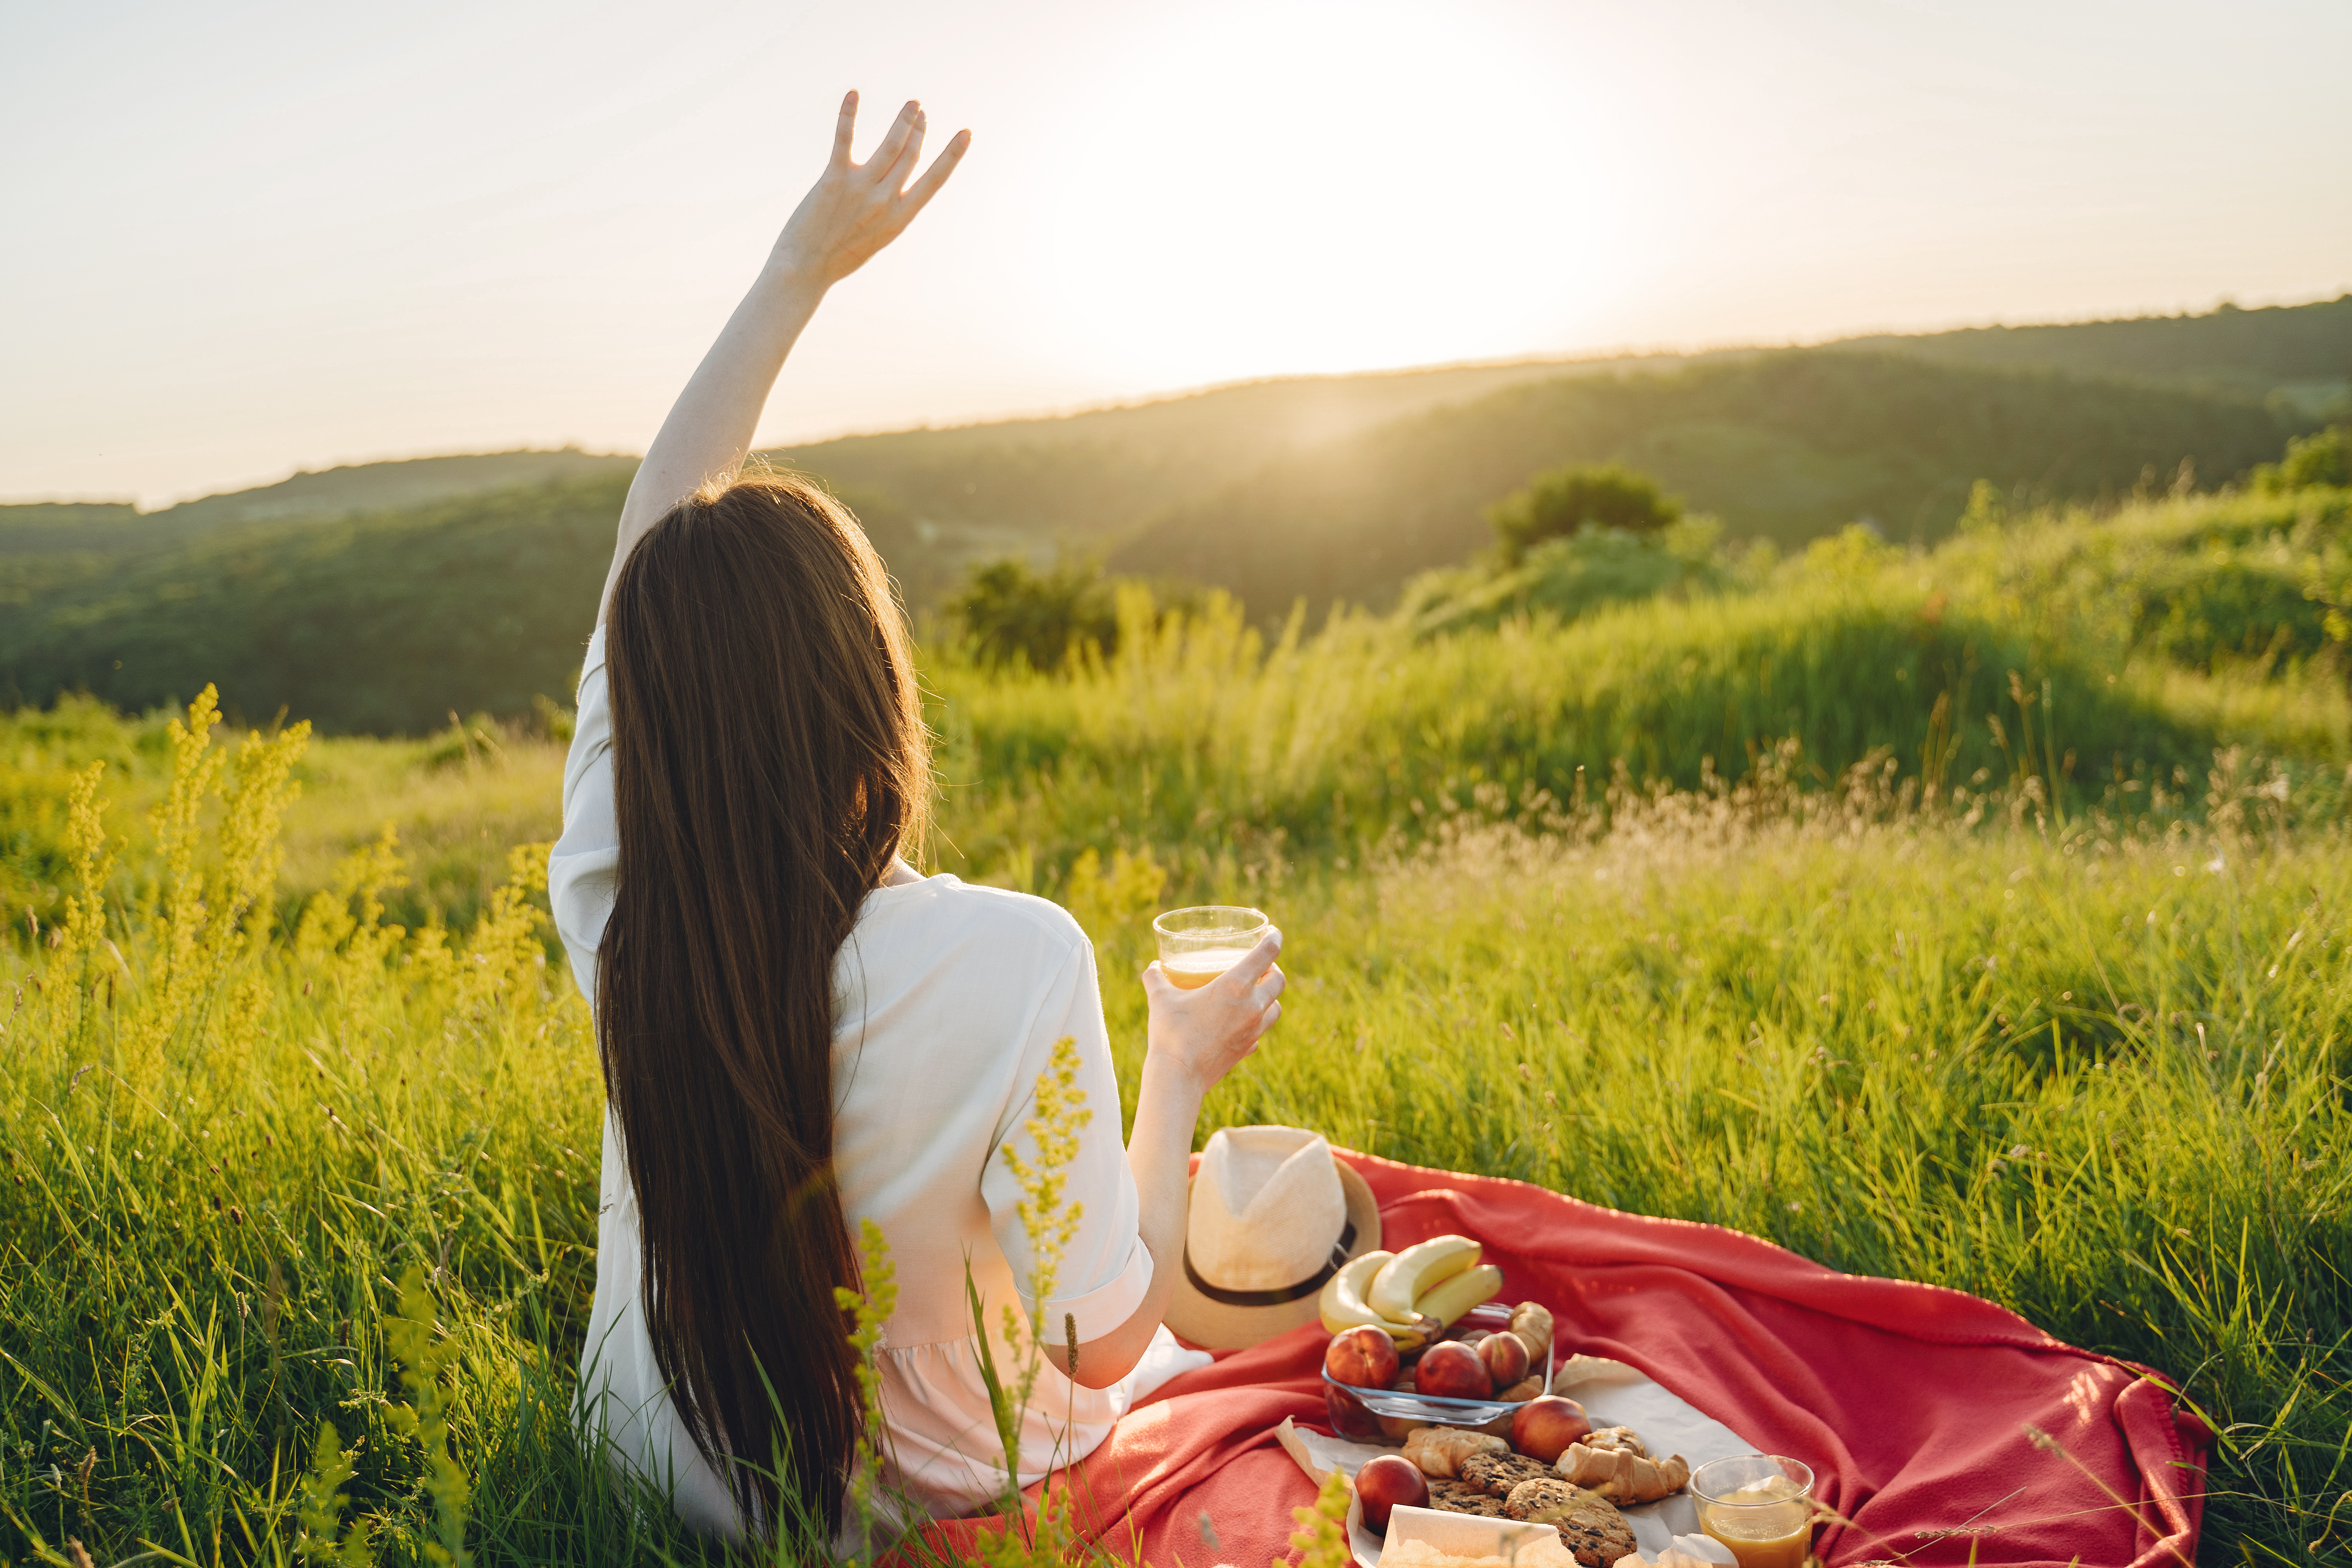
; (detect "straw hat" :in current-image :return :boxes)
[1165,1126,1383,1350]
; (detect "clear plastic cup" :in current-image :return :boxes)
[1690,1455,1816,1568]
[1152,905,1270,990]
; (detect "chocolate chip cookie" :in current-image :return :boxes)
[1424,1478,1509,1518]
[1458,1451,1555,1499]
[1500,1481,1637,1568]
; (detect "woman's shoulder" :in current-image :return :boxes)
[839,876,1104,1051]
[856,874,1092,971]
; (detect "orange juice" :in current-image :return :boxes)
[1161,947,1253,989]
[1697,1478,1813,1568]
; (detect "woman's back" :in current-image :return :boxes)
[554,628,1157,1527]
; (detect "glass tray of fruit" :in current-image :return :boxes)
[1318,1236,1557,1435]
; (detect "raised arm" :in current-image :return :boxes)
[597,91,969,625]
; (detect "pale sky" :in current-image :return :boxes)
[4,0,2347,508]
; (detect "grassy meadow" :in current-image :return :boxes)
[2,483,2350,1566]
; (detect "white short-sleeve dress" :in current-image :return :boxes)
[547,626,1207,1534]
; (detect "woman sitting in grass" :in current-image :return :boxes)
[545,93,1285,1543]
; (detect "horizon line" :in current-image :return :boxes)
[11,285,2345,514]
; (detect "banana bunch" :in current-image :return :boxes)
[1318,1234,1503,1347]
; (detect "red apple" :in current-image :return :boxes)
[1325,1325,1402,1390]
[1510,1395,1593,1463]
[1412,1339,1494,1400]
[1354,1454,1429,1534]
[1325,1382,1383,1440]
[1478,1329,1530,1389]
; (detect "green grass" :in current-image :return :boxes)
[4,488,2351,1565]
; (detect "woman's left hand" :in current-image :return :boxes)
[1140,929,1286,1099]
[768,91,970,289]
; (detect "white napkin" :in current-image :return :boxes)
[1612,1536,1737,1567]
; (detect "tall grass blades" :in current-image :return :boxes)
[3,485,2350,1564]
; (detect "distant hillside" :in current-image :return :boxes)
[0,476,632,735]
[1840,294,2352,412]
[0,297,2339,730]
[0,450,635,561]
[764,358,1641,563]
[6,294,2334,574]
[0,355,2304,735]
[1106,351,2298,616]
[775,296,2339,563]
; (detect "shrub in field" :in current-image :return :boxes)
[2253,425,2349,493]
[1489,461,1683,564]
[949,558,1122,673]
[1397,519,1730,638]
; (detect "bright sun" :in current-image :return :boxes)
[1007,2,1632,390]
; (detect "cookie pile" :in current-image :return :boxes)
[1385,1416,1688,1568]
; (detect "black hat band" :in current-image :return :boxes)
[1181,1218,1358,1308]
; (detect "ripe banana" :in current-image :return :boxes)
[1367,1234,1481,1323]
[1412,1263,1504,1330]
[1319,1250,1430,1347]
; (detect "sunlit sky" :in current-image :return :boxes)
[4,0,2348,508]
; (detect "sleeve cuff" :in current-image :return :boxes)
[1019,1234,1154,1346]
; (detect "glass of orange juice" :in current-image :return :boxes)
[1153,905,1270,990]
[1691,1455,1816,1568]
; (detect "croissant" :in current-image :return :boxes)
[1579,1425,1647,1457]
[1507,1301,1554,1367]
[1554,1439,1690,1503]
[1403,1425,1508,1478]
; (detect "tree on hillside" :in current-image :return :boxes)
[1489,462,1683,564]
[949,558,1120,673]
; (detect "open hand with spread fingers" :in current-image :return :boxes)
[769,91,971,289]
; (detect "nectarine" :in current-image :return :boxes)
[1324,1325,1401,1390]
[1509,1395,1592,1463]
[1354,1454,1428,1533]
[1413,1339,1494,1401]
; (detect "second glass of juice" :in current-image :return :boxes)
[1690,1455,1816,1568]
[1153,905,1271,989]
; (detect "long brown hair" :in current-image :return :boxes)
[597,473,930,1531]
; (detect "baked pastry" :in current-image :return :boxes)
[1498,1376,1545,1401]
[1425,1478,1510,1517]
[1405,1425,1509,1479]
[1508,1302,1554,1367]
[1555,1439,1690,1504]
[1500,1481,1637,1568]
[1458,1451,1555,1497]
[1578,1425,1646,1457]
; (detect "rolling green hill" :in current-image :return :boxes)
[2,299,2339,731]
[11,294,2336,567]
[0,476,632,735]
[0,353,2306,732]
[759,358,1650,557]
[0,449,639,612]
[1839,292,2352,412]
[1106,350,2298,615]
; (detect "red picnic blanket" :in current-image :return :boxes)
[926,1150,2208,1568]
